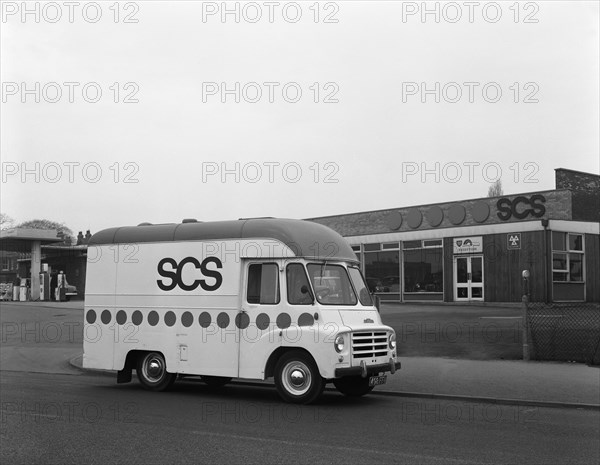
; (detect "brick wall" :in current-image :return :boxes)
[555,168,600,222]
[309,189,572,237]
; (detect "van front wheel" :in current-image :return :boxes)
[136,352,176,391]
[274,351,324,404]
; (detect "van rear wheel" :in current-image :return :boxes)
[136,352,176,391]
[274,351,324,404]
[333,376,374,397]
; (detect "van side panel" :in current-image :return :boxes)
[84,240,294,376]
[83,245,117,370]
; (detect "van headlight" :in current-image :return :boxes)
[334,335,345,353]
[389,333,396,350]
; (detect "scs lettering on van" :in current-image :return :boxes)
[156,257,223,291]
[83,218,400,404]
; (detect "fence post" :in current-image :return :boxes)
[522,294,530,361]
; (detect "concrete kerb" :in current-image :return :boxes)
[68,354,599,411]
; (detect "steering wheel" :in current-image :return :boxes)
[316,287,330,299]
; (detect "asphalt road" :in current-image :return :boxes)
[1,302,599,464]
[2,371,599,465]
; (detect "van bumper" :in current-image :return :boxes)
[334,359,401,378]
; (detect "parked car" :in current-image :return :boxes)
[382,276,400,293]
[366,278,387,293]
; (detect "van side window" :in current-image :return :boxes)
[247,263,280,305]
[286,263,313,305]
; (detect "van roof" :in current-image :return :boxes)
[88,218,358,263]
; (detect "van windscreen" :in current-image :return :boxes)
[306,264,357,306]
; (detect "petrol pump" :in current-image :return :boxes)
[56,270,66,301]
[39,264,51,301]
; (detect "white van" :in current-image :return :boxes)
[83,218,400,404]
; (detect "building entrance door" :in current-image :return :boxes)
[454,255,484,301]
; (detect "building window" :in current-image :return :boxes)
[363,244,400,294]
[403,240,443,293]
[1,257,15,272]
[552,232,584,282]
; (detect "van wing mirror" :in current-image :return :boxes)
[373,294,381,312]
[301,284,315,304]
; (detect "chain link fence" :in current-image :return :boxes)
[525,301,600,364]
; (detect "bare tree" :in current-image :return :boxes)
[0,213,15,230]
[487,179,503,197]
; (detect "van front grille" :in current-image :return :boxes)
[352,331,388,359]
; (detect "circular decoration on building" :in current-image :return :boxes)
[198,312,211,328]
[86,309,97,324]
[181,311,193,328]
[101,310,111,324]
[217,312,230,329]
[449,204,466,225]
[164,311,176,327]
[235,312,250,329]
[426,206,444,227]
[148,311,159,326]
[386,211,403,230]
[132,310,143,326]
[256,313,270,330]
[472,201,490,223]
[298,313,315,327]
[116,310,127,325]
[276,313,291,329]
[407,209,423,229]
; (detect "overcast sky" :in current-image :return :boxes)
[1,1,598,235]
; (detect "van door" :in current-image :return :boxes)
[238,260,284,379]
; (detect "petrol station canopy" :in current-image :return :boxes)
[0,228,62,252]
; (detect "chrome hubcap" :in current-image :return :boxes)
[144,356,165,382]
[290,369,305,387]
[282,361,311,396]
[148,360,162,378]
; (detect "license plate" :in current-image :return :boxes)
[368,375,387,387]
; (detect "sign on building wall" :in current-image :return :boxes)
[453,236,483,254]
[507,233,521,249]
[496,195,546,221]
